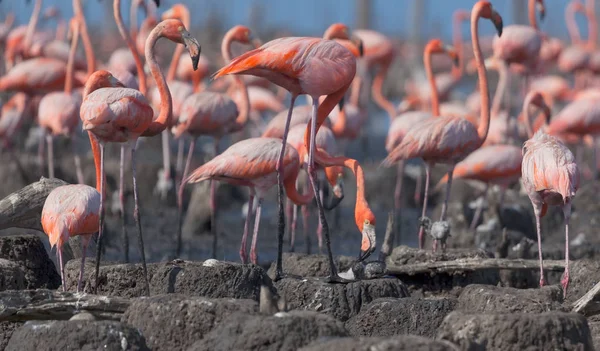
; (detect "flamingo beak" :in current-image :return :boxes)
[444,45,460,68]
[248,33,262,49]
[182,32,201,71]
[153,0,160,7]
[359,223,376,262]
[351,35,364,57]
[491,10,503,37]
[537,2,545,21]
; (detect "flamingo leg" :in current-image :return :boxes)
[176,137,196,258]
[307,97,341,282]
[562,201,572,296]
[160,130,171,200]
[77,235,90,293]
[93,141,105,294]
[240,190,254,264]
[286,198,294,251]
[316,186,324,253]
[470,183,489,232]
[175,137,185,189]
[440,165,455,221]
[46,133,54,179]
[130,144,150,296]
[119,145,129,263]
[533,204,545,287]
[301,204,311,254]
[38,128,45,176]
[58,247,66,292]
[72,134,84,184]
[417,163,431,249]
[291,202,298,251]
[249,197,263,265]
[210,140,220,259]
[414,162,423,206]
[274,94,297,280]
[394,160,405,245]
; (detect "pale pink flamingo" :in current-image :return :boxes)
[383,1,502,251]
[80,20,200,295]
[558,1,589,90]
[261,105,331,138]
[521,90,579,295]
[214,28,360,281]
[172,25,253,258]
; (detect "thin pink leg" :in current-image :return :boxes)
[77,235,90,293]
[250,197,263,265]
[414,163,423,206]
[302,205,311,254]
[131,145,150,296]
[286,199,294,251]
[562,202,572,296]
[394,160,405,210]
[440,165,455,221]
[93,141,105,293]
[119,145,129,263]
[175,137,185,189]
[176,137,196,258]
[38,128,45,176]
[239,191,254,264]
[291,203,298,251]
[417,163,431,249]
[46,134,54,178]
[470,183,489,231]
[161,130,171,199]
[316,187,324,253]
[210,140,220,259]
[58,247,66,292]
[534,207,545,287]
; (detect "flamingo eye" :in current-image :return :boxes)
[364,219,370,225]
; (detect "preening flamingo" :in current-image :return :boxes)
[80,20,200,296]
[37,17,84,184]
[172,25,254,259]
[383,1,502,251]
[521,90,579,295]
[214,28,359,282]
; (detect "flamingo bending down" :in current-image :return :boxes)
[214,28,359,282]
[383,1,502,251]
[172,25,255,259]
[80,20,200,296]
[38,17,84,184]
[521,90,579,295]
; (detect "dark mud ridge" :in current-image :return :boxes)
[1,236,600,350]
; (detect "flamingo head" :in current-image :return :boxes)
[161,4,188,22]
[158,19,201,71]
[66,17,79,41]
[476,1,503,37]
[82,70,125,98]
[426,39,460,68]
[358,207,376,262]
[43,6,59,20]
[536,0,546,21]
[228,25,261,49]
[323,23,350,40]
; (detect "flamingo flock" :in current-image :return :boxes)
[0,0,591,298]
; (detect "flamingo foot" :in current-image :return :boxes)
[325,274,353,284]
[561,271,570,297]
[273,271,303,281]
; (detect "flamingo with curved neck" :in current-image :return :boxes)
[383,0,501,250]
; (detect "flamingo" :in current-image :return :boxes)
[0,13,15,49]
[37,17,84,185]
[80,20,200,296]
[521,90,579,295]
[558,1,589,90]
[383,1,502,251]
[172,25,255,258]
[492,0,543,81]
[213,28,359,282]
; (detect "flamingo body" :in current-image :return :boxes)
[547,98,600,136]
[0,58,78,93]
[492,25,541,71]
[173,91,238,138]
[38,92,81,136]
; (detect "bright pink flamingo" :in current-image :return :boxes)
[214,25,359,281]
[383,1,502,251]
[521,90,579,295]
[80,20,200,295]
[172,25,254,258]
[493,0,543,82]
[38,17,84,184]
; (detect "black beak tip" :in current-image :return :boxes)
[540,11,545,21]
[495,19,504,37]
[358,42,364,57]
[153,0,160,7]
[192,54,200,71]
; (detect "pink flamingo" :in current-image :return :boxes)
[172,25,254,258]
[558,1,589,90]
[521,90,579,295]
[383,1,502,251]
[80,20,200,295]
[214,28,359,281]
[493,0,543,81]
[38,17,84,184]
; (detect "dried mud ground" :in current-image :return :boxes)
[1,129,600,350]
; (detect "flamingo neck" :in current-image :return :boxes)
[588,1,598,49]
[141,24,173,136]
[491,61,507,117]
[331,99,347,137]
[314,150,371,233]
[303,83,351,155]
[166,7,190,82]
[284,162,313,205]
[130,0,144,44]
[73,0,96,76]
[88,132,102,192]
[528,0,538,29]
[221,31,249,130]
[350,75,362,107]
[472,4,491,143]
[64,21,79,95]
[424,46,440,116]
[371,60,397,119]
[566,2,584,45]
[23,0,42,53]
[114,0,147,95]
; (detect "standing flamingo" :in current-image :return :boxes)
[214,28,359,281]
[383,1,502,251]
[38,17,84,184]
[521,90,579,295]
[558,1,589,90]
[80,20,200,296]
[172,25,254,258]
